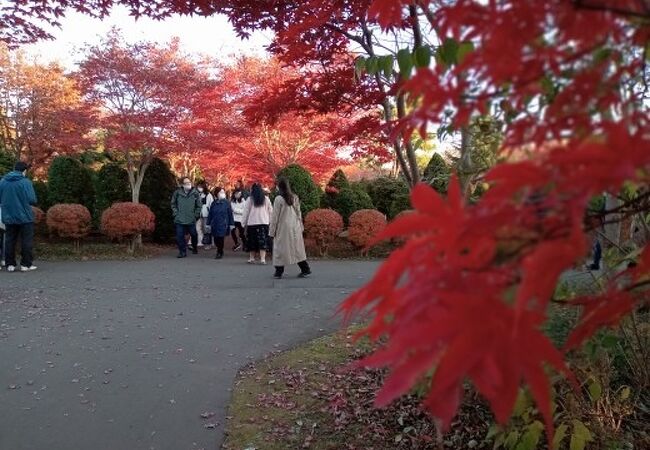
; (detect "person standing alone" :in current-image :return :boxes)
[171,177,201,258]
[0,161,38,272]
[269,178,311,279]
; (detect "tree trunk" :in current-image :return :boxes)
[458,126,474,197]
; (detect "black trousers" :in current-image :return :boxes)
[4,223,34,267]
[275,260,310,275]
[175,223,198,254]
[214,236,225,255]
[230,221,246,248]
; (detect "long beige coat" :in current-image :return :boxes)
[269,195,307,267]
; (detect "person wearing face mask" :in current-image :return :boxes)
[206,187,234,259]
[171,177,202,258]
[195,180,214,249]
[0,161,38,272]
[230,188,247,251]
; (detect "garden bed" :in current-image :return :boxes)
[34,240,166,261]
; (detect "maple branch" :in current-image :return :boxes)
[573,0,650,19]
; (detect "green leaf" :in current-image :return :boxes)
[552,424,569,450]
[380,55,394,78]
[504,430,520,450]
[541,76,555,98]
[486,424,501,441]
[515,421,543,450]
[593,47,612,64]
[588,378,602,403]
[414,45,432,68]
[513,390,530,417]
[438,38,459,66]
[570,420,593,450]
[397,48,414,79]
[457,41,474,64]
[365,56,379,75]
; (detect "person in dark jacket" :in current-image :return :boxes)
[207,187,234,259]
[171,177,201,258]
[0,161,38,272]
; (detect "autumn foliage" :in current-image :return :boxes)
[101,202,155,252]
[31,206,45,225]
[347,209,387,249]
[46,204,91,244]
[304,209,344,256]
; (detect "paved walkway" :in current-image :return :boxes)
[0,250,379,450]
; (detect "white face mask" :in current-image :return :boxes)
[183,183,192,191]
[218,191,227,200]
[197,187,204,193]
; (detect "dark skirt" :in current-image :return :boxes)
[246,224,271,252]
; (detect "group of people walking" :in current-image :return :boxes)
[171,177,311,278]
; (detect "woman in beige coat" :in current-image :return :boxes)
[269,178,311,279]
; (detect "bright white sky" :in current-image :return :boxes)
[22,5,272,69]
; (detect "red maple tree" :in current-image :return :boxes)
[76,29,211,201]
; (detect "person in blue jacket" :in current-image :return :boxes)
[207,187,234,259]
[0,161,38,272]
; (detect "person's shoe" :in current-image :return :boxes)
[197,243,204,247]
[273,273,282,279]
[20,265,37,272]
[215,253,223,260]
[260,260,267,265]
[233,244,242,252]
[177,252,187,259]
[6,265,16,272]
[247,259,255,264]
[298,271,312,278]
[204,245,212,251]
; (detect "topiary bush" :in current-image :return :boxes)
[363,177,409,217]
[388,190,412,219]
[423,153,451,193]
[348,209,387,249]
[321,169,350,209]
[140,158,177,243]
[32,180,51,211]
[101,202,155,253]
[334,186,374,225]
[304,208,344,256]
[0,149,14,176]
[46,204,92,250]
[95,163,131,216]
[47,156,95,214]
[277,164,322,216]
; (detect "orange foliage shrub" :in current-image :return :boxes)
[304,208,344,256]
[101,203,155,246]
[46,204,91,241]
[31,206,45,225]
[391,209,415,246]
[347,209,387,248]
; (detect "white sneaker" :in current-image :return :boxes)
[7,265,16,272]
[20,265,37,272]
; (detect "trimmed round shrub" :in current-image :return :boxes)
[363,177,409,217]
[101,202,155,253]
[334,186,374,225]
[140,158,177,243]
[47,156,95,213]
[31,206,45,224]
[423,153,451,193]
[277,164,321,216]
[95,163,131,215]
[46,204,91,249]
[304,209,344,256]
[348,209,387,249]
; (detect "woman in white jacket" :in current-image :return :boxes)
[196,181,214,249]
[242,183,273,264]
[230,188,247,251]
